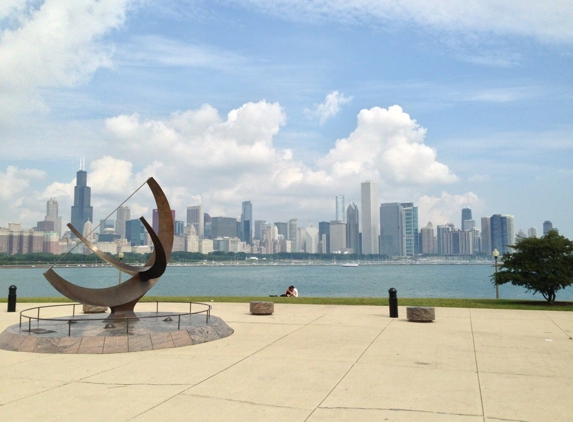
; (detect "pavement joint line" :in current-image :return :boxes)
[178,392,308,411]
[319,405,483,418]
[127,311,331,420]
[544,311,573,339]
[470,308,487,422]
[304,317,396,422]
[0,351,156,409]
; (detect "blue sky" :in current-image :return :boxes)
[1,0,572,238]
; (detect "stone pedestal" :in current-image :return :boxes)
[407,306,435,322]
[250,301,274,315]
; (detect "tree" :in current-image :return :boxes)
[493,231,573,303]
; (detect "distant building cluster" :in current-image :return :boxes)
[0,168,559,257]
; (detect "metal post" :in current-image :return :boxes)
[7,285,17,312]
[388,288,398,318]
[495,256,499,299]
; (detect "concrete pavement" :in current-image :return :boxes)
[0,302,572,421]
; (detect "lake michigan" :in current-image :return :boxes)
[1,263,572,301]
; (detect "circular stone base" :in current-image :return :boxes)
[0,313,233,354]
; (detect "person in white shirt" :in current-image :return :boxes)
[284,285,298,297]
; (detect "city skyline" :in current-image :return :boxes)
[0,173,561,246]
[0,2,571,238]
[0,183,554,257]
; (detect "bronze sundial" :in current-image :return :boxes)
[43,177,174,318]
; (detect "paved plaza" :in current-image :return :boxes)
[0,302,572,421]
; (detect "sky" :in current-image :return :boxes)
[1,0,572,239]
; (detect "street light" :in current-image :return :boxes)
[118,251,124,285]
[493,248,500,299]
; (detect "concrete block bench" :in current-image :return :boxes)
[406,306,435,322]
[250,301,274,315]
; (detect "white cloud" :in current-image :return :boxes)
[1,102,463,230]
[418,192,482,227]
[0,165,45,201]
[305,91,353,124]
[118,35,247,69]
[464,87,532,103]
[0,165,46,225]
[319,105,458,185]
[231,0,573,44]
[0,0,133,122]
[0,0,131,92]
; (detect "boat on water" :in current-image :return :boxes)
[342,263,359,267]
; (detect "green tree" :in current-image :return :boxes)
[493,231,573,303]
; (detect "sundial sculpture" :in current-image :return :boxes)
[43,177,174,319]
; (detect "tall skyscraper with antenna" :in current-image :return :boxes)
[70,159,93,238]
[335,194,345,222]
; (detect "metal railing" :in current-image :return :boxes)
[19,301,212,336]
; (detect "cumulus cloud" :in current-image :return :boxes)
[418,192,482,227]
[0,165,45,201]
[231,0,573,44]
[305,91,352,124]
[105,101,287,176]
[0,165,46,224]
[319,105,458,185]
[1,101,464,230]
[100,102,459,224]
[0,0,132,120]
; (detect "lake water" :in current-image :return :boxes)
[1,263,572,301]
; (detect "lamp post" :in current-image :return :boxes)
[118,252,124,285]
[493,248,500,299]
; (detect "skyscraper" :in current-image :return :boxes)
[126,219,145,246]
[211,217,238,238]
[436,224,453,255]
[380,203,404,256]
[481,217,492,255]
[461,207,472,230]
[502,215,515,253]
[335,194,345,222]
[45,198,62,238]
[361,181,379,255]
[318,221,330,253]
[346,201,360,254]
[187,205,204,238]
[116,206,130,239]
[241,201,253,245]
[305,226,319,253]
[490,214,515,254]
[288,218,298,252]
[254,220,267,240]
[420,222,435,255]
[70,164,93,238]
[329,221,347,253]
[543,220,553,235]
[401,202,419,256]
[274,222,288,238]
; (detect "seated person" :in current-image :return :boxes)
[282,285,298,297]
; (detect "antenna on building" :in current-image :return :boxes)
[79,157,85,171]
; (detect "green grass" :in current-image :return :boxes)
[3,296,573,311]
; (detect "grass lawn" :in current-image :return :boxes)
[2,296,573,311]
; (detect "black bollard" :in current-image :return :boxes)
[388,287,398,318]
[7,285,17,312]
